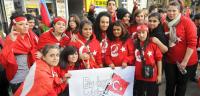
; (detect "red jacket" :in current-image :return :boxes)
[105,38,134,66]
[128,25,138,39]
[69,33,102,67]
[38,28,70,50]
[53,64,84,94]
[134,40,163,82]
[99,32,110,64]
[163,15,198,65]
[0,31,38,81]
[14,60,57,96]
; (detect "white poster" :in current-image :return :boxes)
[68,66,135,96]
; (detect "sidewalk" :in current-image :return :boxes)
[159,74,200,96]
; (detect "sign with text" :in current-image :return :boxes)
[68,66,135,96]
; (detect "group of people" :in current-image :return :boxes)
[0,0,200,96]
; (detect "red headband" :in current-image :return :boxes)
[137,24,148,32]
[13,17,27,24]
[54,17,67,24]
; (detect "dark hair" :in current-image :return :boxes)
[25,14,35,21]
[107,20,129,44]
[149,5,158,13]
[148,12,161,21]
[94,11,111,42]
[130,9,144,25]
[9,11,26,33]
[41,44,60,56]
[116,7,130,20]
[107,0,116,6]
[67,14,80,34]
[194,13,200,20]
[59,46,80,69]
[79,19,93,38]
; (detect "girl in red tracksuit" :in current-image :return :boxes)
[68,19,102,68]
[54,46,84,96]
[105,20,134,68]
[133,24,162,96]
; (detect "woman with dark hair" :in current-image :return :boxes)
[65,14,80,41]
[148,12,168,53]
[0,11,38,94]
[25,14,41,36]
[69,19,102,68]
[163,1,198,96]
[15,44,60,96]
[116,7,131,29]
[93,11,112,66]
[37,17,70,50]
[54,46,81,96]
[105,20,133,69]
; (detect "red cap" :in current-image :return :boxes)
[53,17,67,24]
[137,24,148,32]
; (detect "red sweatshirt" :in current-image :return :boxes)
[0,31,38,81]
[68,33,102,67]
[38,28,70,50]
[163,15,198,65]
[105,38,134,66]
[134,40,163,82]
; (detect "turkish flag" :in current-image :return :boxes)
[106,73,129,95]
[40,0,51,27]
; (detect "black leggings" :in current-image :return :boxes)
[134,80,159,96]
[165,63,197,96]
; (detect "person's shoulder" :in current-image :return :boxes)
[181,15,193,23]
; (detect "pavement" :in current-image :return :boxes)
[159,76,200,96]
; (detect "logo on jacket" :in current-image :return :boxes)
[100,39,108,53]
[111,44,119,57]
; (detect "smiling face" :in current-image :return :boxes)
[68,52,78,64]
[122,13,130,25]
[107,1,117,14]
[135,12,145,25]
[113,25,122,38]
[137,30,148,41]
[54,21,66,34]
[82,24,93,39]
[100,16,110,31]
[148,16,160,30]
[167,5,180,20]
[42,48,60,67]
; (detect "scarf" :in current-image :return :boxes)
[166,14,181,47]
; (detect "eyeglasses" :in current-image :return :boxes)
[148,20,158,23]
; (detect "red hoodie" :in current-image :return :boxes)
[134,40,163,82]
[163,15,198,65]
[105,38,134,66]
[68,33,102,68]
[38,28,70,50]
